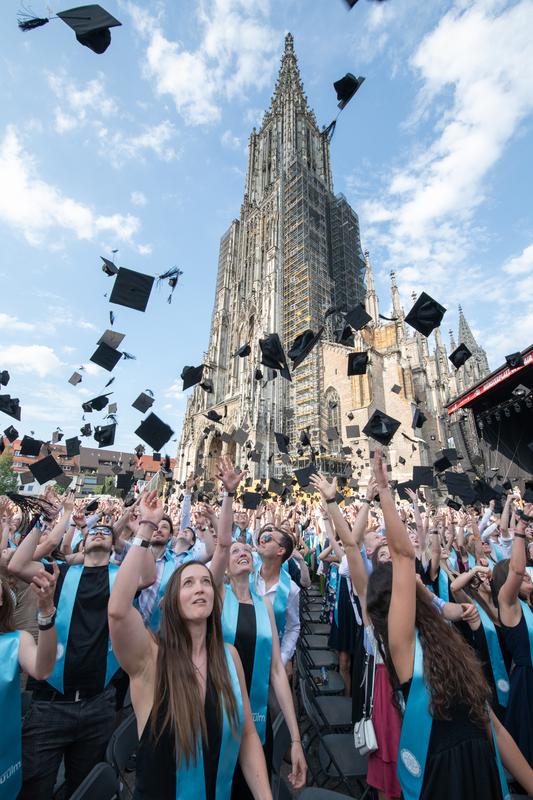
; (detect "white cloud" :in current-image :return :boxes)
[0,345,63,377]
[221,129,242,150]
[0,313,35,332]
[127,0,279,125]
[130,190,147,206]
[0,126,141,246]
[164,380,186,403]
[502,242,533,276]
[81,362,106,377]
[137,243,153,255]
[48,72,117,134]
[101,120,179,167]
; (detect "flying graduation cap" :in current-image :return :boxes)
[0,395,21,421]
[233,343,251,358]
[449,343,472,369]
[17,4,122,54]
[287,328,324,370]
[0,371,10,387]
[259,334,291,381]
[325,73,365,139]
[405,292,446,337]
[132,392,154,414]
[363,409,400,446]
[181,364,204,391]
[101,256,119,276]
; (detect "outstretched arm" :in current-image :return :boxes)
[209,458,243,588]
[498,503,532,625]
[18,564,59,681]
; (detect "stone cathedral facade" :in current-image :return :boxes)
[176,34,490,486]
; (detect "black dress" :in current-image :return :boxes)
[461,622,511,723]
[231,601,273,800]
[133,677,221,799]
[400,680,503,800]
[499,610,533,766]
[328,575,358,654]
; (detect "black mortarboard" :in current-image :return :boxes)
[444,471,476,504]
[396,481,416,501]
[274,431,290,453]
[293,463,318,488]
[94,423,116,448]
[259,334,291,381]
[51,430,64,444]
[107,402,117,414]
[404,292,446,337]
[347,351,368,376]
[398,456,406,465]
[98,329,125,349]
[101,256,118,276]
[249,451,261,463]
[80,423,92,437]
[473,479,500,505]
[433,454,452,472]
[334,73,365,110]
[18,5,121,55]
[231,428,248,446]
[88,394,111,412]
[206,410,223,423]
[242,492,261,510]
[0,395,21,421]
[55,473,73,490]
[65,436,81,457]
[347,412,354,420]
[346,425,360,439]
[20,436,42,456]
[234,343,251,358]
[412,408,427,429]
[3,425,18,443]
[0,371,10,387]
[412,466,434,488]
[254,368,263,381]
[268,478,284,495]
[327,426,338,440]
[300,430,311,447]
[334,326,355,347]
[68,371,82,386]
[109,267,154,312]
[391,384,402,395]
[135,444,145,457]
[181,364,204,391]
[29,455,63,485]
[449,343,472,369]
[288,328,324,369]
[341,446,353,455]
[363,410,400,446]
[221,432,232,444]
[135,413,174,451]
[90,342,122,372]
[345,304,372,331]
[328,400,338,410]
[132,392,154,414]
[505,352,524,369]
[20,471,33,485]
[116,472,134,490]
[200,379,213,393]
[445,498,462,511]
[442,448,459,464]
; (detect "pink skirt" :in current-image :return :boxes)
[367,664,402,799]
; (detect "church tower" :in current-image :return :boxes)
[456,305,490,390]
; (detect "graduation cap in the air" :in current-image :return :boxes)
[242,492,261,510]
[524,481,533,504]
[347,411,354,420]
[325,73,365,139]
[80,423,92,437]
[346,425,360,439]
[0,395,21,421]
[0,371,9,387]
[433,454,452,473]
[363,409,400,446]
[68,371,83,386]
[391,384,401,395]
[398,456,406,465]
[345,304,372,331]
[327,426,339,441]
[116,472,134,490]
[396,481,417,501]
[254,368,263,381]
[293,463,318,489]
[87,393,112,412]
[90,342,122,372]
[20,436,43,457]
[412,408,427,429]
[94,423,116,448]
[231,428,248,446]
[132,392,154,414]
[3,425,18,443]
[449,343,472,370]
[52,429,64,444]
[65,436,81,457]
[505,352,524,369]
[268,478,284,495]
[28,454,63,485]
[18,4,122,54]
[288,328,324,370]
[335,326,355,347]
[200,379,213,393]
[442,448,459,465]
[181,364,204,391]
[347,352,368,376]
[445,498,462,511]
[233,343,251,358]
[412,466,434,488]
[205,410,223,423]
[259,334,291,381]
[101,256,119,276]
[135,444,145,457]
[135,413,174,452]
[444,471,476,504]
[109,267,155,312]
[300,430,311,447]
[274,431,290,454]
[405,292,446,337]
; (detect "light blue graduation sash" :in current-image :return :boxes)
[254,564,291,637]
[222,585,272,743]
[175,644,243,800]
[329,564,340,627]
[467,553,476,569]
[519,600,533,666]
[48,564,120,693]
[491,541,505,562]
[0,632,21,800]
[447,549,458,572]
[232,526,241,541]
[398,633,510,800]
[473,602,509,707]
[437,567,449,602]
[148,552,178,633]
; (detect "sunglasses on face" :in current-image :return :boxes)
[87,526,113,537]
[260,532,283,546]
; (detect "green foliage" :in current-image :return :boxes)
[0,450,19,495]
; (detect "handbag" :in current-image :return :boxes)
[353,651,378,756]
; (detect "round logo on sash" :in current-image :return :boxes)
[55,643,64,662]
[400,748,421,777]
[497,679,509,693]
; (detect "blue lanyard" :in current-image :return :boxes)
[175,644,243,799]
[48,564,120,693]
[148,553,178,632]
[519,600,533,666]
[474,602,509,707]
[222,585,272,743]
[0,632,21,800]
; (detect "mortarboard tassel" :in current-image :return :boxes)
[105,377,115,388]
[110,310,115,326]
[379,313,399,321]
[157,267,183,304]
[145,388,154,396]
[324,119,337,140]
[122,352,136,360]
[106,414,118,424]
[17,10,50,31]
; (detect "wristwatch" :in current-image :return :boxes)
[131,537,151,548]
[223,491,235,497]
[37,608,56,629]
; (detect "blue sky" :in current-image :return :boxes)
[1,0,532,453]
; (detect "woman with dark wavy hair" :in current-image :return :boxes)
[365,451,533,800]
[108,491,272,800]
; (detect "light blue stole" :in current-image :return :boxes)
[148,551,179,632]
[447,549,458,572]
[0,632,21,800]
[436,567,449,602]
[48,564,120,693]
[398,633,510,800]
[519,600,533,666]
[467,553,476,569]
[232,526,241,541]
[491,541,506,562]
[222,584,272,743]
[473,602,509,707]
[175,644,243,799]
[329,564,340,626]
[254,564,291,637]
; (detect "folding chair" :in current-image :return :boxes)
[302,634,330,650]
[69,763,119,800]
[297,649,344,695]
[105,711,138,798]
[299,681,370,798]
[305,649,339,669]
[303,622,331,636]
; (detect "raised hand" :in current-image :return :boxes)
[31,562,59,615]
[372,449,389,489]
[365,476,378,502]
[308,472,337,501]
[138,490,164,526]
[216,456,243,494]
[405,487,418,505]
[185,471,197,493]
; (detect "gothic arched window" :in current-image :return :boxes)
[324,387,341,437]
